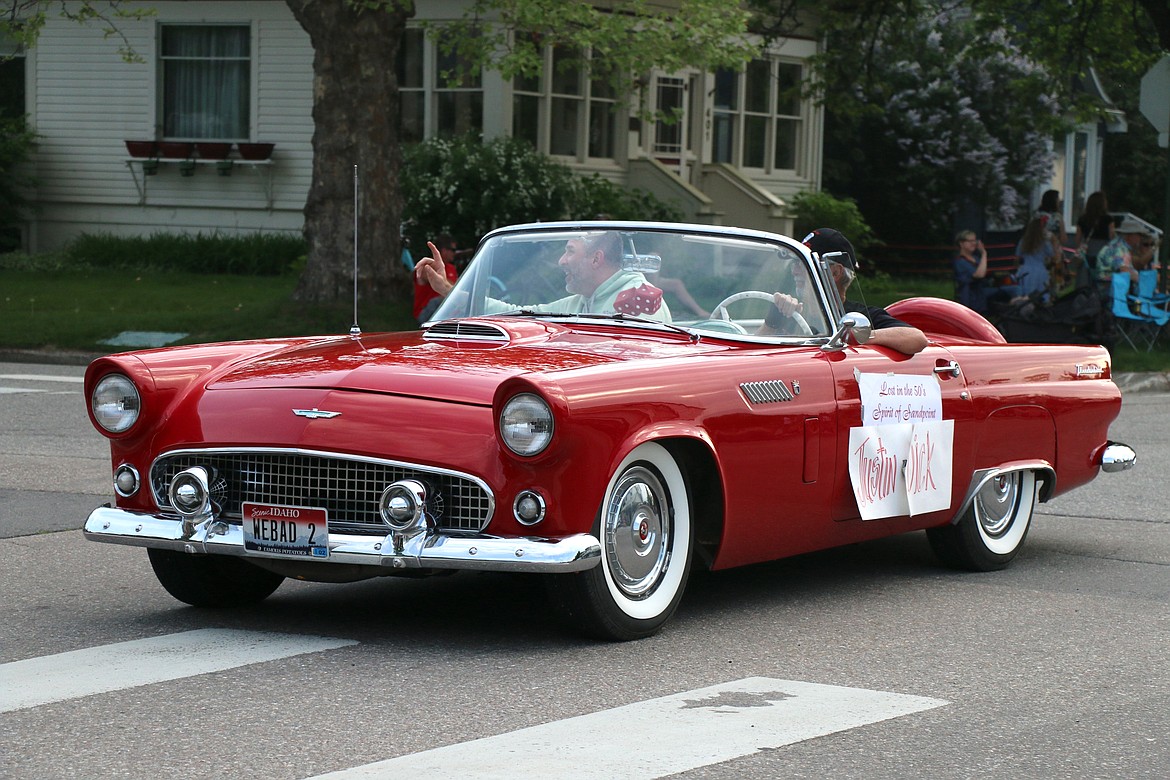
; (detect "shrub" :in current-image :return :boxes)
[788,190,878,251]
[63,232,306,275]
[569,172,684,223]
[401,134,683,254]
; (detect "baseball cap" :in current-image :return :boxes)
[802,228,857,270]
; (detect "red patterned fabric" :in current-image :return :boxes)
[613,283,664,315]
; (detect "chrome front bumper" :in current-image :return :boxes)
[84,506,601,574]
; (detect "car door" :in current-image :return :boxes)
[827,343,975,530]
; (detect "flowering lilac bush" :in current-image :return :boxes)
[821,7,1064,243]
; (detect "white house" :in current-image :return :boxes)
[8,1,827,252]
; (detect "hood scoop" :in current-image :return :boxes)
[424,320,511,343]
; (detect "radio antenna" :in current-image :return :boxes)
[350,164,361,337]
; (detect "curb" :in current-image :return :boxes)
[0,349,106,366]
[1112,371,1170,394]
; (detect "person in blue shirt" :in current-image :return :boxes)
[1015,215,1056,301]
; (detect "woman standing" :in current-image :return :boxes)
[1075,191,1115,271]
[1015,215,1055,301]
[1035,189,1068,246]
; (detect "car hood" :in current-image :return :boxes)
[206,318,713,405]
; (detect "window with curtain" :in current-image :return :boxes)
[160,25,250,140]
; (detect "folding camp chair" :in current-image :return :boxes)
[1136,269,1169,311]
[1110,272,1169,351]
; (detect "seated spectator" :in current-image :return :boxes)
[953,230,989,313]
[1015,214,1056,301]
[1096,218,1149,289]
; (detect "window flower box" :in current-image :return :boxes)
[195,142,233,160]
[158,142,194,159]
[125,140,157,158]
[236,142,275,161]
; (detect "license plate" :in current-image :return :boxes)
[242,502,329,558]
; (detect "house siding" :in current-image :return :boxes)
[22,1,825,251]
[26,2,313,250]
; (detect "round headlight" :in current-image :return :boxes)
[500,393,553,456]
[91,374,141,434]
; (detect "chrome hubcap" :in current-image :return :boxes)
[604,465,671,599]
[975,472,1020,538]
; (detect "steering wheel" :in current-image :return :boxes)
[711,290,813,336]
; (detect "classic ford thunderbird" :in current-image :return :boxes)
[84,221,1135,640]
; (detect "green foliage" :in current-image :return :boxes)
[62,232,307,276]
[434,0,757,108]
[2,1,157,63]
[570,173,684,223]
[788,191,877,250]
[401,135,683,253]
[816,7,1064,243]
[0,114,36,251]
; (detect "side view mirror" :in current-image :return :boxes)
[821,312,872,352]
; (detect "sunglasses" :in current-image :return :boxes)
[1140,240,1155,247]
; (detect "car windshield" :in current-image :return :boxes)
[427,223,834,339]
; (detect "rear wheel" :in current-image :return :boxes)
[927,470,1037,571]
[147,548,284,607]
[549,443,693,641]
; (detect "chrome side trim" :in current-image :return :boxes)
[83,506,600,574]
[740,380,795,405]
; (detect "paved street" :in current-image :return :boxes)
[1,362,1167,779]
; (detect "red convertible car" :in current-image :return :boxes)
[84,221,1135,640]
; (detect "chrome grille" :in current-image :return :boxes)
[424,321,510,342]
[151,450,492,535]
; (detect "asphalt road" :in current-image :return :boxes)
[1,362,1168,779]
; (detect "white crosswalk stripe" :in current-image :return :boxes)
[0,374,83,395]
[0,629,357,713]
[0,374,84,383]
[306,676,948,780]
[1,631,946,779]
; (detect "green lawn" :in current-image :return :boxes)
[2,265,1167,373]
[1,268,416,353]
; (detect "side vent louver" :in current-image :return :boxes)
[425,321,511,342]
[740,380,795,405]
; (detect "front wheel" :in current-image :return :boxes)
[147,548,285,607]
[927,470,1037,571]
[548,443,693,641]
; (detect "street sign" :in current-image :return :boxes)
[1140,54,1170,147]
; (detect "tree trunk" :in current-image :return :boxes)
[285,0,412,305]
